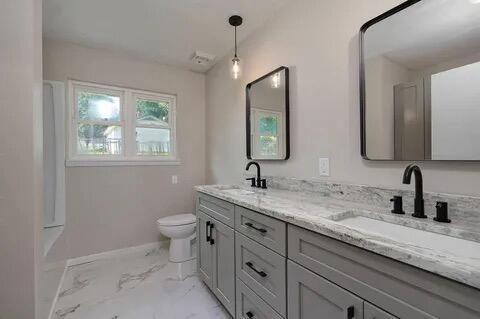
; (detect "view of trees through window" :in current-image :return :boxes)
[77,92,121,155]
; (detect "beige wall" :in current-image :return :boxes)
[43,39,206,260]
[206,0,480,196]
[0,0,43,318]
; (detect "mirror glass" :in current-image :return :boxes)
[362,0,480,160]
[247,67,289,160]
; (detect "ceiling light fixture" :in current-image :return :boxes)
[229,15,243,80]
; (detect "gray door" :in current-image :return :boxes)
[288,260,364,319]
[211,219,235,316]
[394,80,425,160]
[365,302,398,319]
[197,211,213,289]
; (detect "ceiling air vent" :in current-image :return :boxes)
[191,50,216,66]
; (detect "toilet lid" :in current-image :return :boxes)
[157,213,196,226]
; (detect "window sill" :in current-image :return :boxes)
[66,159,182,167]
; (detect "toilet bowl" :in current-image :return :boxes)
[157,213,196,263]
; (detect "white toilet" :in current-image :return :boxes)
[157,213,196,263]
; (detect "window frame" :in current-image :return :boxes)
[67,80,179,166]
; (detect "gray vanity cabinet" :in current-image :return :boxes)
[287,260,364,319]
[196,210,213,289]
[196,195,235,317]
[364,303,398,319]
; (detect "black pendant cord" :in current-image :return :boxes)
[234,26,238,58]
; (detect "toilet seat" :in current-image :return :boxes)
[157,213,196,226]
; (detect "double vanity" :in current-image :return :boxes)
[195,178,480,319]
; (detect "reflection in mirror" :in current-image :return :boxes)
[361,0,480,161]
[247,67,289,160]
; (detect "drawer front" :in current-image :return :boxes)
[196,193,234,227]
[236,232,286,316]
[235,206,286,255]
[236,278,283,319]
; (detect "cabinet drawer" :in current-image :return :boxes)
[235,206,286,255]
[236,278,283,319]
[196,193,234,227]
[236,232,286,317]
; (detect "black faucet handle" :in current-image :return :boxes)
[246,177,256,187]
[260,179,267,189]
[434,201,451,223]
[390,196,405,214]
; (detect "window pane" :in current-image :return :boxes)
[259,116,278,135]
[260,136,278,156]
[136,128,171,156]
[77,124,122,155]
[78,92,120,122]
[136,99,169,126]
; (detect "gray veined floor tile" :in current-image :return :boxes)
[51,245,231,319]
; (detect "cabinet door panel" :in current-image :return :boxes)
[211,219,235,316]
[365,302,398,319]
[288,260,364,319]
[197,211,213,289]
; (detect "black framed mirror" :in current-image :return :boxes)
[360,0,480,161]
[246,66,290,160]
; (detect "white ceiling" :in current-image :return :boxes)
[43,0,289,72]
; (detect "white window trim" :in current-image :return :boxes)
[67,80,180,166]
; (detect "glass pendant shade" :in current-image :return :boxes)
[232,56,241,80]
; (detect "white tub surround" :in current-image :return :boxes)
[196,177,480,290]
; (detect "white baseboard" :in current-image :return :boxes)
[66,241,169,267]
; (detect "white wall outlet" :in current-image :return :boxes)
[172,175,178,184]
[319,158,330,176]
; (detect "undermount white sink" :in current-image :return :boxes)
[338,216,480,259]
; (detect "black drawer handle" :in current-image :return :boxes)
[347,306,354,319]
[206,221,211,243]
[209,222,215,245]
[245,222,267,234]
[245,311,254,318]
[245,261,267,277]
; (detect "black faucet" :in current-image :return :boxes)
[245,161,267,188]
[402,164,426,218]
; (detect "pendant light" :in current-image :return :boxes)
[229,15,243,80]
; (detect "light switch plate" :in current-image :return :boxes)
[319,158,330,176]
[172,175,178,184]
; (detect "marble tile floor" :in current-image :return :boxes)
[51,244,231,319]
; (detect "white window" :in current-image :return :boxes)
[68,80,178,166]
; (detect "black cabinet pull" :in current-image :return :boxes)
[347,306,355,319]
[206,221,211,243]
[245,261,267,277]
[209,223,215,245]
[245,222,267,234]
[245,311,254,318]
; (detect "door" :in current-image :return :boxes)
[197,211,213,289]
[211,219,235,316]
[288,260,364,319]
[365,302,398,319]
[394,80,425,160]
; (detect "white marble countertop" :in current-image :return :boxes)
[195,184,480,290]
